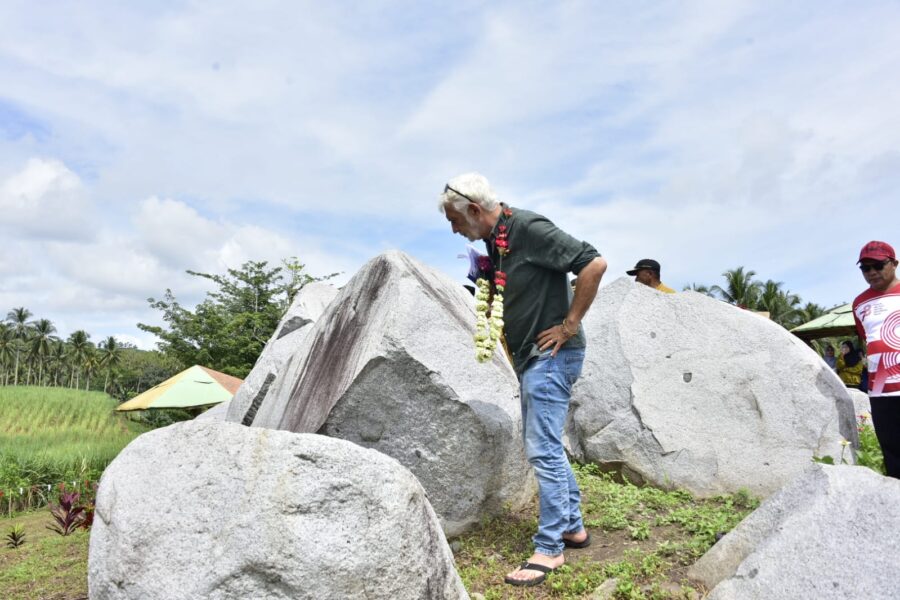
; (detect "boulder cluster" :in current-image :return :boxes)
[89,251,897,600]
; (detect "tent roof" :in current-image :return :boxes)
[116,365,243,411]
[790,303,857,341]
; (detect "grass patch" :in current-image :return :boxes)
[454,463,759,599]
[0,510,88,600]
[0,386,149,513]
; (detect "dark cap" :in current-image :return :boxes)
[626,259,661,276]
[858,240,895,263]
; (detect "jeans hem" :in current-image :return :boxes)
[534,546,564,557]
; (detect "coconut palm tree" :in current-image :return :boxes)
[98,336,123,393]
[0,323,14,385]
[711,267,762,309]
[6,307,33,386]
[67,330,91,389]
[29,319,58,386]
[82,348,99,391]
[48,339,67,387]
[25,344,39,386]
[756,280,801,328]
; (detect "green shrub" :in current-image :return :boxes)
[5,524,25,548]
[856,416,885,475]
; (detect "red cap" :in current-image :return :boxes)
[858,240,896,263]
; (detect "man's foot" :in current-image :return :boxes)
[563,529,591,548]
[504,552,564,586]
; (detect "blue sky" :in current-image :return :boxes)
[1,1,898,348]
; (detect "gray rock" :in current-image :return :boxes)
[848,388,871,421]
[226,282,338,426]
[569,277,858,497]
[194,399,229,421]
[88,420,469,600]
[689,464,900,600]
[244,250,533,536]
[590,578,619,599]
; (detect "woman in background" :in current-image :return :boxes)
[836,340,865,388]
[823,344,837,370]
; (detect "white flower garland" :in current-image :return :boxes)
[473,210,511,363]
[474,277,504,362]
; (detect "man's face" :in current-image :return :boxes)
[444,204,482,242]
[860,258,898,292]
[825,347,834,357]
[634,269,654,287]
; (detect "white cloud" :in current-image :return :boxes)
[0,157,93,239]
[47,236,177,298]
[134,196,359,281]
[112,332,159,351]
[135,196,228,269]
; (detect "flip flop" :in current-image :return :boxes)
[563,531,591,549]
[504,561,555,587]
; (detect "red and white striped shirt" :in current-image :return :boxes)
[854,282,900,397]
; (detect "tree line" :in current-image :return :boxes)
[684,266,836,330]
[0,309,124,392]
[0,308,183,401]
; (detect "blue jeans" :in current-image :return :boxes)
[520,346,585,556]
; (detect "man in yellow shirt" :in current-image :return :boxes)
[626,259,675,294]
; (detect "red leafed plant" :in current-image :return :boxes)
[77,480,98,530]
[47,491,86,536]
[80,497,95,530]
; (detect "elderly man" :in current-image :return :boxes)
[439,172,607,586]
[853,240,900,478]
[626,258,675,293]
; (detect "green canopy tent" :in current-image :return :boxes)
[116,365,243,411]
[790,303,858,341]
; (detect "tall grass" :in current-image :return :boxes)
[0,386,149,515]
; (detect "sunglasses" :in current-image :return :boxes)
[859,259,892,273]
[444,184,478,204]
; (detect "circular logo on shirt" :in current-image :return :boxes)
[884,311,900,350]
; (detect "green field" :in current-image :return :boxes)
[0,386,149,514]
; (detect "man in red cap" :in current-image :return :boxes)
[853,240,900,478]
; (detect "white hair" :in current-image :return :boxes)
[438,172,500,213]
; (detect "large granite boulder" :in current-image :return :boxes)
[88,420,469,600]
[848,388,871,420]
[228,250,533,536]
[226,282,339,426]
[194,399,229,421]
[689,464,900,599]
[568,277,858,497]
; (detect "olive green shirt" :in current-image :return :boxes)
[486,205,601,374]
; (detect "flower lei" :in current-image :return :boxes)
[474,208,512,362]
